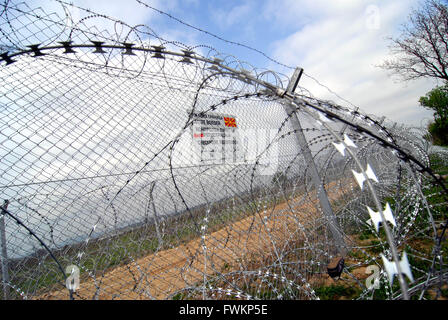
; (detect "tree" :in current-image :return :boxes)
[419,82,448,121]
[419,82,448,146]
[381,0,448,82]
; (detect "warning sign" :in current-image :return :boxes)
[189,111,243,164]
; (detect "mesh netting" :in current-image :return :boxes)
[0,0,447,300]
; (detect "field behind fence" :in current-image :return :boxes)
[0,0,447,300]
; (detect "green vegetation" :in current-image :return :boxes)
[311,151,448,300]
[172,292,188,300]
[429,152,448,176]
[420,83,448,147]
[427,122,448,147]
[441,288,448,298]
[314,285,359,300]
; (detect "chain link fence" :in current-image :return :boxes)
[0,0,447,300]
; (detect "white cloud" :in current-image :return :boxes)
[263,0,363,29]
[212,2,253,28]
[267,0,438,126]
[26,0,170,26]
[16,0,437,127]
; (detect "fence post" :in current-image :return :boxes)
[1,200,10,300]
[148,182,163,249]
[283,68,347,259]
[340,107,359,135]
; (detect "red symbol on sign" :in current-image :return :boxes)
[224,117,237,128]
[193,133,204,138]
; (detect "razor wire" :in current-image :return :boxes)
[0,0,447,301]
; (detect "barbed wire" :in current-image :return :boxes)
[0,0,447,301]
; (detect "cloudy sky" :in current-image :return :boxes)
[29,0,442,126]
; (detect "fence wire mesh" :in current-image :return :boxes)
[0,0,447,300]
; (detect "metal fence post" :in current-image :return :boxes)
[1,200,10,300]
[283,68,347,258]
[148,182,163,249]
[340,107,359,135]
